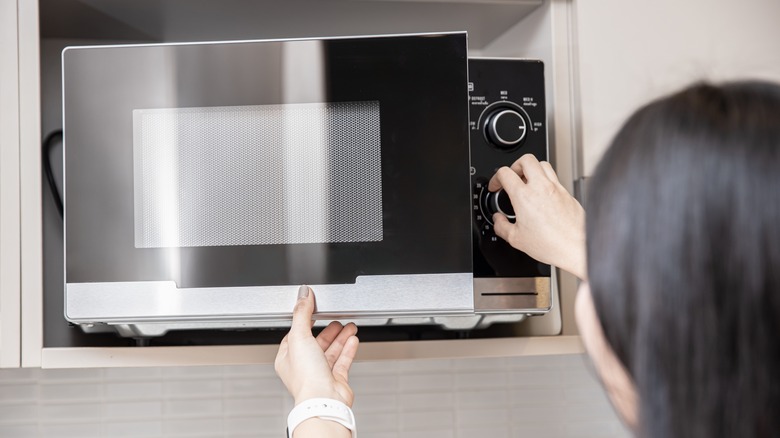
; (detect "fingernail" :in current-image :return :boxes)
[492,213,500,223]
[297,285,309,300]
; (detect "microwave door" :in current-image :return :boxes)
[62,33,473,329]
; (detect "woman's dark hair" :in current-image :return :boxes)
[586,81,780,437]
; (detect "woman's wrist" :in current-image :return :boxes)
[564,235,587,281]
[294,390,347,407]
[293,418,351,438]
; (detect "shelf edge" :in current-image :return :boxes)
[41,335,583,368]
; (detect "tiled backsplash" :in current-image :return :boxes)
[0,354,630,437]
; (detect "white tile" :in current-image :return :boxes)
[226,415,284,434]
[352,393,397,413]
[0,368,41,382]
[224,396,283,415]
[457,426,509,438]
[223,377,283,396]
[163,380,222,398]
[398,391,454,411]
[405,430,453,438]
[508,368,565,388]
[223,364,275,377]
[102,400,163,419]
[454,371,508,390]
[39,368,102,382]
[397,358,451,373]
[39,422,101,438]
[399,373,453,392]
[508,403,562,423]
[0,403,38,423]
[350,374,400,394]
[39,383,102,402]
[455,389,508,409]
[105,382,163,400]
[39,403,102,422]
[361,434,398,438]
[0,384,38,402]
[0,424,39,438]
[559,354,592,369]
[357,412,400,433]
[557,401,617,422]
[456,407,509,427]
[452,357,507,371]
[401,410,454,430]
[564,420,627,437]
[162,417,224,436]
[0,353,631,438]
[161,365,224,379]
[508,387,566,406]
[352,360,401,375]
[565,386,612,403]
[507,353,583,370]
[560,364,599,386]
[510,421,567,438]
[164,398,223,417]
[101,420,163,437]
[104,367,162,381]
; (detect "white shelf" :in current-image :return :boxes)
[41,336,583,368]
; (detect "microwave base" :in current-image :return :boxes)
[66,272,551,338]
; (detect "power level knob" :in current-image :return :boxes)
[484,109,527,149]
[484,189,515,221]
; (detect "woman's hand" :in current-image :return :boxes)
[275,285,360,407]
[488,154,587,280]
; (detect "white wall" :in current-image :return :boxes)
[575,0,780,175]
[0,354,630,438]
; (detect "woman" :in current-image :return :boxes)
[275,81,780,437]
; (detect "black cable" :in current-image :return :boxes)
[42,129,63,217]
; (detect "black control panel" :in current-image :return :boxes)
[469,58,551,281]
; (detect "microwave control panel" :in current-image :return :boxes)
[468,58,552,313]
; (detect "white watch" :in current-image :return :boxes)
[287,398,357,438]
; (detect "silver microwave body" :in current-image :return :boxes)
[62,33,552,337]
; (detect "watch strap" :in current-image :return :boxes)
[287,398,356,438]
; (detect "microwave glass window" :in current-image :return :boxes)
[63,33,470,287]
[132,101,383,248]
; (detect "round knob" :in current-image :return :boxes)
[484,109,527,149]
[485,189,515,220]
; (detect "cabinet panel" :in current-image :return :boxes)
[19,0,42,367]
[0,0,21,368]
[23,0,581,366]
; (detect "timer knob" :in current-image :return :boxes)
[484,109,527,149]
[484,189,515,221]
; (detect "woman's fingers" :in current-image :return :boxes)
[488,165,525,193]
[539,160,560,184]
[316,321,344,351]
[487,153,548,192]
[513,154,546,182]
[323,323,358,368]
[332,335,360,384]
[290,285,315,338]
[492,212,516,244]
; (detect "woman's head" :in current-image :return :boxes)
[582,81,780,437]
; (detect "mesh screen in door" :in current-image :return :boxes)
[132,101,383,248]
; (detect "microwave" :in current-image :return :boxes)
[61,32,552,337]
